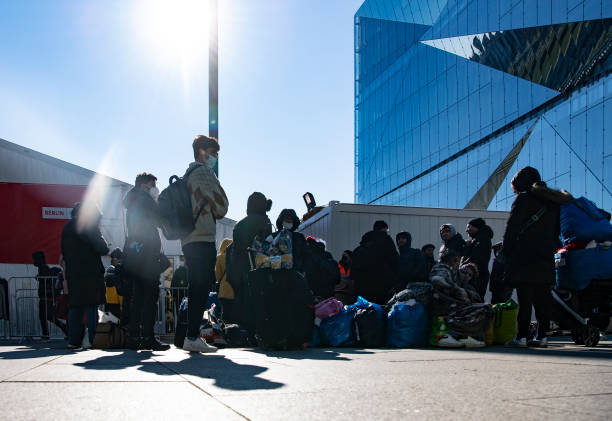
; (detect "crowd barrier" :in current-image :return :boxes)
[1,276,190,340]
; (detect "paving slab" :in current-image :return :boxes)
[0,338,611,420]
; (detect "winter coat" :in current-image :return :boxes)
[430,263,479,316]
[351,230,399,305]
[61,219,109,307]
[440,233,466,257]
[216,239,234,300]
[502,182,573,286]
[461,225,493,298]
[489,256,512,304]
[303,241,340,299]
[182,162,229,245]
[123,187,161,253]
[231,211,273,289]
[396,233,428,291]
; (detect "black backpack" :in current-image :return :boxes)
[158,166,201,240]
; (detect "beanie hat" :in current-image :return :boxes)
[468,218,486,230]
[373,220,389,231]
[511,166,541,193]
[110,248,123,260]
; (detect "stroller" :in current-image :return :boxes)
[545,277,612,347]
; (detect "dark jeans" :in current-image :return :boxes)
[183,242,216,338]
[129,278,159,340]
[516,284,552,339]
[68,305,97,346]
[120,295,131,328]
[39,299,67,337]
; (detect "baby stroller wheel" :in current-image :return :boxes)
[571,329,584,345]
[581,325,600,347]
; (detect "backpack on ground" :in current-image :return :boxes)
[157,166,202,240]
[92,323,127,349]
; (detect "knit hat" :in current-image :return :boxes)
[421,244,435,252]
[110,248,123,260]
[511,166,541,193]
[373,220,389,231]
[468,218,486,230]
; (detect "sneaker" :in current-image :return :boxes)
[67,343,80,350]
[505,337,527,348]
[437,334,465,348]
[141,337,170,351]
[183,337,218,353]
[528,337,548,348]
[459,336,486,348]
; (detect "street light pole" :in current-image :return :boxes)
[209,0,219,175]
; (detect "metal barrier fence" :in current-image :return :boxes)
[1,276,189,340]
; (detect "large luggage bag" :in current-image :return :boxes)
[249,268,314,349]
[560,197,612,245]
[556,245,612,291]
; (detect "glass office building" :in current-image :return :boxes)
[354,0,612,212]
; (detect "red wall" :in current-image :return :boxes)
[0,183,87,264]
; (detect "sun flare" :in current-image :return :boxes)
[135,0,209,66]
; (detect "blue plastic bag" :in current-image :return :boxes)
[320,309,355,347]
[560,197,612,245]
[387,301,428,347]
[556,245,612,291]
[346,296,384,319]
[308,327,321,348]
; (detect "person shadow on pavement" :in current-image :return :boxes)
[73,349,284,391]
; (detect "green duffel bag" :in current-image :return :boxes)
[492,299,518,345]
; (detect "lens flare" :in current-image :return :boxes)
[76,145,117,233]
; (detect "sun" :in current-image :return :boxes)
[134,0,209,66]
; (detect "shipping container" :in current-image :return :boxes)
[299,202,510,260]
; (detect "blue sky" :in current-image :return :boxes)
[0,0,364,222]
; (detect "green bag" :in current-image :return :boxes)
[492,299,518,345]
[429,316,450,346]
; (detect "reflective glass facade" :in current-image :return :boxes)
[355,0,612,212]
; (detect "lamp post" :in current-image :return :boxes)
[209,0,219,175]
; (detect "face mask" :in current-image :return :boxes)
[149,186,159,200]
[205,155,217,170]
[282,221,293,230]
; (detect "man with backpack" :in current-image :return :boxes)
[180,135,229,353]
[351,220,399,305]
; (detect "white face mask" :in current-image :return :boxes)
[205,155,217,170]
[282,221,293,230]
[149,186,159,200]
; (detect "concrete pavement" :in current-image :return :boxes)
[1,338,611,420]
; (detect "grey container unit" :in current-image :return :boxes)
[298,202,510,261]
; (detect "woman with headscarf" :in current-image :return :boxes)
[503,167,573,348]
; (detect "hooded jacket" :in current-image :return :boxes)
[396,232,428,290]
[231,194,273,287]
[123,186,161,253]
[430,262,479,315]
[216,238,234,300]
[461,224,494,299]
[439,224,466,257]
[503,181,573,285]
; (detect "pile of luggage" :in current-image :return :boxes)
[555,197,612,290]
